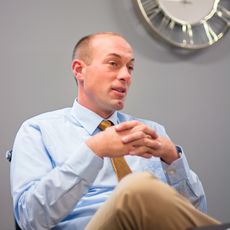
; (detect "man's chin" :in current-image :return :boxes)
[113,101,124,111]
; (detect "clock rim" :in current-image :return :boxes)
[133,0,230,49]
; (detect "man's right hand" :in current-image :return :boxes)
[85,125,134,158]
[85,120,159,159]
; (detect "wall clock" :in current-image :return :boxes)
[133,0,230,49]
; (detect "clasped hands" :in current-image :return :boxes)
[86,120,179,164]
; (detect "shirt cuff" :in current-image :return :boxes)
[65,142,104,184]
[161,146,191,185]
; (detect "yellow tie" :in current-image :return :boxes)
[98,120,132,181]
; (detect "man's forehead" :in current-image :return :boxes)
[106,53,135,62]
[90,35,134,60]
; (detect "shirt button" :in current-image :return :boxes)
[167,169,176,175]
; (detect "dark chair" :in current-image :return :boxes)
[5,149,22,230]
[188,222,230,230]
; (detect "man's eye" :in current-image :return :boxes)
[128,66,134,72]
[109,61,117,66]
[129,66,134,70]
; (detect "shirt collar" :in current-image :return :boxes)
[71,99,119,135]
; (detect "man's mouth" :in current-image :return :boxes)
[112,87,126,93]
[111,87,127,97]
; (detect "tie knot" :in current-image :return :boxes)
[99,120,113,130]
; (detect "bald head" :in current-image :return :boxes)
[72,32,131,65]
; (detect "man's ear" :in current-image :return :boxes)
[72,59,85,82]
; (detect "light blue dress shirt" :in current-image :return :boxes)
[11,100,207,230]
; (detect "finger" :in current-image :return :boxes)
[131,138,162,150]
[129,146,151,156]
[128,148,152,158]
[140,153,153,159]
[115,120,140,131]
[129,148,158,159]
[116,121,158,140]
[128,140,162,157]
[133,125,158,139]
[121,131,145,143]
[144,138,162,149]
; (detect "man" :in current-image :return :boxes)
[11,32,219,230]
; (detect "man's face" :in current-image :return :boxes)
[77,35,134,118]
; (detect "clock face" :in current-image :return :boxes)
[133,0,230,49]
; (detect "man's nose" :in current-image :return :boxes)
[117,67,131,82]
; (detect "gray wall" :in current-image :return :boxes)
[0,0,229,229]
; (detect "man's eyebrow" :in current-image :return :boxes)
[106,53,135,62]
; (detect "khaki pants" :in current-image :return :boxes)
[86,172,220,230]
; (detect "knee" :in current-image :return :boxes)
[114,172,179,212]
[117,172,157,193]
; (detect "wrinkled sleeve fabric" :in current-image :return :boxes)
[11,120,103,230]
[161,151,207,212]
[146,120,207,213]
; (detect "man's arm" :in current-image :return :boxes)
[122,120,207,212]
[88,120,207,213]
[11,121,103,230]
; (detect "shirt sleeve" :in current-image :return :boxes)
[149,121,208,213]
[11,121,103,230]
[161,148,208,213]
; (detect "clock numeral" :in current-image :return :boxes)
[182,24,194,45]
[141,0,160,19]
[159,16,171,31]
[202,21,219,45]
[217,5,230,25]
[169,20,175,30]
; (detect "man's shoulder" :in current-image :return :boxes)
[21,107,71,127]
